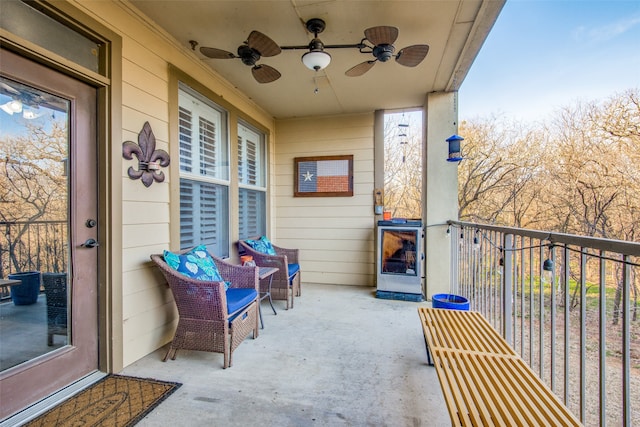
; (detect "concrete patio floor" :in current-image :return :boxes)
[122,283,449,427]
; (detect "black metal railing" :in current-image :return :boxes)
[448,220,639,427]
[0,220,67,299]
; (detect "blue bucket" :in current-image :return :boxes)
[8,271,41,305]
[432,293,469,311]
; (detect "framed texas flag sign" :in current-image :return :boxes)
[294,155,354,197]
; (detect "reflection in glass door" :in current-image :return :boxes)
[0,76,70,370]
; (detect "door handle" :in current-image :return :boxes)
[81,238,99,248]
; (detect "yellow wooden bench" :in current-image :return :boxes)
[418,307,583,427]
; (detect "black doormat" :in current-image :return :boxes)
[23,374,181,426]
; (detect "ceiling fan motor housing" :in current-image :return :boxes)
[373,44,395,62]
[308,38,325,51]
[237,45,261,66]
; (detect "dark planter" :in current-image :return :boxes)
[8,271,41,305]
[432,293,470,311]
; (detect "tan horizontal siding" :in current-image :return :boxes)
[121,245,166,272]
[293,238,374,253]
[304,257,373,273]
[275,205,373,218]
[122,58,168,101]
[122,223,169,248]
[274,113,375,287]
[274,231,373,244]
[122,277,173,320]
[122,313,176,366]
[122,82,167,121]
[122,201,170,225]
[302,248,372,264]
[121,179,170,203]
[275,219,373,233]
[122,267,166,295]
[121,109,170,148]
[304,271,374,287]
[278,228,373,244]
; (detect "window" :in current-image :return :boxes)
[237,122,266,238]
[0,1,104,73]
[178,83,230,256]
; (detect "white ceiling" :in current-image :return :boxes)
[128,0,504,119]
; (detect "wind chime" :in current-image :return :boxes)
[398,113,409,163]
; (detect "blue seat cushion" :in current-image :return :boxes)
[163,245,225,286]
[288,263,300,281]
[244,236,277,255]
[226,288,257,319]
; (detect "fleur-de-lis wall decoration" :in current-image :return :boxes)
[122,121,170,187]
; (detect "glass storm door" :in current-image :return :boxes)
[0,48,99,419]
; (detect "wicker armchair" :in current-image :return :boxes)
[42,273,67,346]
[238,237,301,310]
[150,250,259,369]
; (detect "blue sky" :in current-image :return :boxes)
[459,0,640,124]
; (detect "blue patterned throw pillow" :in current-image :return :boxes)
[245,236,276,255]
[163,245,225,286]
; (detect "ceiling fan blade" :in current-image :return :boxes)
[252,64,281,83]
[0,82,20,96]
[396,44,430,67]
[364,26,398,46]
[200,46,236,59]
[247,31,281,57]
[345,61,376,77]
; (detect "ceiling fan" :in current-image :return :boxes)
[194,18,429,83]
[280,19,430,77]
[197,31,282,83]
[343,26,430,77]
[0,78,66,117]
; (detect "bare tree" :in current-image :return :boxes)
[0,121,67,274]
[458,89,640,322]
[457,117,544,225]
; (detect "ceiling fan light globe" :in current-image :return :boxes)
[0,100,23,115]
[302,50,331,71]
